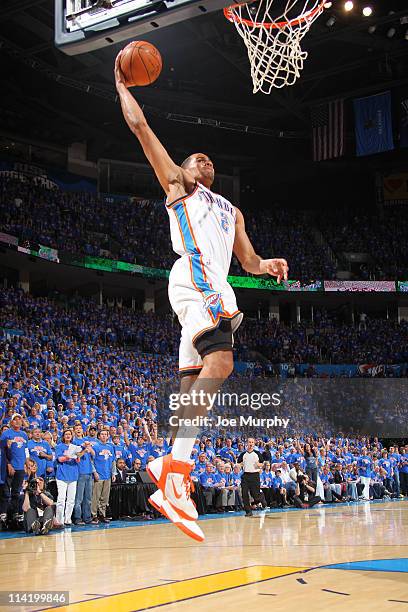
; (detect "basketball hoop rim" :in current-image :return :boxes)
[223,0,326,29]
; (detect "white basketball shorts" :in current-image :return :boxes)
[168,255,243,376]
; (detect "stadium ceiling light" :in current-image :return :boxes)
[344,1,354,12]
[326,15,336,26]
[387,27,396,38]
[323,1,333,7]
[368,24,376,34]
[405,29,408,41]
[362,6,373,17]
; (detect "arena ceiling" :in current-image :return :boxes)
[1,0,408,168]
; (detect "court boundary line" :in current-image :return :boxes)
[33,557,408,611]
[33,565,310,612]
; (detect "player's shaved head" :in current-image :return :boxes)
[181,154,195,168]
[181,153,211,168]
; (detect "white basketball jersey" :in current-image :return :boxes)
[166,182,236,277]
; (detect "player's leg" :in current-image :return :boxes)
[148,348,233,520]
[171,348,233,463]
[148,323,234,523]
[167,373,198,442]
[180,374,198,393]
[147,333,205,539]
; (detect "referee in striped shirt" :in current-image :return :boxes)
[238,438,266,517]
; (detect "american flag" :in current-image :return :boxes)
[311,99,345,162]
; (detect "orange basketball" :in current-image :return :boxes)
[120,40,162,87]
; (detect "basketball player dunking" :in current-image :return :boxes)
[115,53,288,541]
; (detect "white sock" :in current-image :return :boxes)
[171,426,199,462]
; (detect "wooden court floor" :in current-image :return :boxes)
[0,501,407,612]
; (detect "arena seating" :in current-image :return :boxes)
[2,175,408,281]
[0,176,336,280]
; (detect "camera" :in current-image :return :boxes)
[27,478,38,493]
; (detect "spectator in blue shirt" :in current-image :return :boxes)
[272,469,288,508]
[55,429,83,527]
[150,436,167,459]
[230,464,243,509]
[73,425,95,525]
[320,465,341,503]
[27,406,43,429]
[303,443,318,483]
[200,464,218,512]
[91,430,116,524]
[126,437,150,469]
[357,448,372,501]
[214,463,235,512]
[370,467,390,500]
[194,453,208,476]
[219,439,237,463]
[388,446,402,497]
[27,428,52,478]
[378,451,393,494]
[205,440,216,461]
[111,435,128,461]
[343,465,358,501]
[43,409,56,431]
[0,413,28,521]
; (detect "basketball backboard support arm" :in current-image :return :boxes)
[55,0,231,56]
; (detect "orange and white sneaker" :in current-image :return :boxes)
[148,489,204,542]
[146,454,198,521]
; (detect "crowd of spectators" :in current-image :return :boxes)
[0,176,175,270]
[230,208,336,279]
[0,288,179,355]
[319,209,408,279]
[0,176,335,280]
[192,436,407,512]
[0,287,179,532]
[3,174,408,281]
[0,286,407,534]
[1,409,407,534]
[238,310,408,364]
[2,289,408,368]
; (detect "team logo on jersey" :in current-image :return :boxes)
[203,292,222,319]
[203,292,221,309]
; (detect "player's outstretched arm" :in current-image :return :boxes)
[114,52,191,196]
[233,207,289,283]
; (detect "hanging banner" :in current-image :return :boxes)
[353,91,394,156]
[384,173,408,206]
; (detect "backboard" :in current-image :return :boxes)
[55,0,229,55]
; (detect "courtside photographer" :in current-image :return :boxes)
[293,473,322,509]
[22,475,55,535]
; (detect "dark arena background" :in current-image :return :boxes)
[0,1,407,610]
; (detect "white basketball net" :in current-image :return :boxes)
[224,0,325,94]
